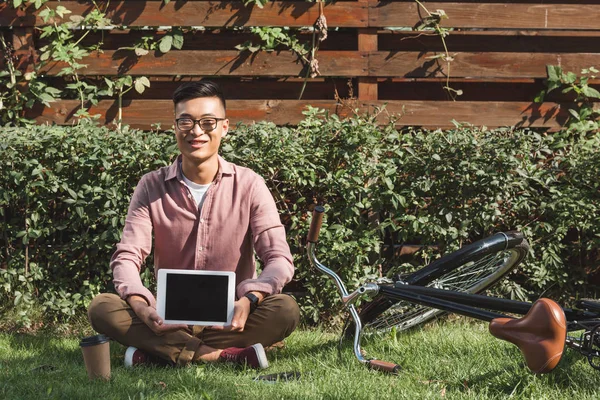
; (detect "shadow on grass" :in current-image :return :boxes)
[3,327,600,399]
[414,341,598,396]
[1,332,126,373]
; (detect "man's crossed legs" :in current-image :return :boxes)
[88,293,300,369]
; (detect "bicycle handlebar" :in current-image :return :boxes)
[308,205,325,243]
[306,205,401,374]
[369,360,401,374]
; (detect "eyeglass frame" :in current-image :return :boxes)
[175,117,227,132]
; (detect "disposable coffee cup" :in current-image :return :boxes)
[80,334,110,380]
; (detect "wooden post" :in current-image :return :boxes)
[358,0,377,101]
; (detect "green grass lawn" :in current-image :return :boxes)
[2,319,600,399]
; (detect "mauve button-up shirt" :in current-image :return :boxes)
[110,155,294,309]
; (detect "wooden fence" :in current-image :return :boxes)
[2,1,600,129]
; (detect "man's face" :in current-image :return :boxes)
[174,96,229,165]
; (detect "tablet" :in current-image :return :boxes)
[156,269,235,326]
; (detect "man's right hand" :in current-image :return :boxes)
[127,295,188,336]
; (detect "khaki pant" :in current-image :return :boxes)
[88,293,300,365]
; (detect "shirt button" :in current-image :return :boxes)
[198,246,203,252]
[200,218,205,223]
[187,194,192,199]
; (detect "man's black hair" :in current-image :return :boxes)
[173,80,226,111]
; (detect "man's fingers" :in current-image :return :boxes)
[208,325,225,331]
[231,319,245,332]
[155,323,187,333]
[206,324,241,332]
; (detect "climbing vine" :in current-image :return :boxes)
[1,0,155,126]
[413,0,460,99]
[0,0,458,125]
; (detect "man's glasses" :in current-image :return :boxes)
[175,117,226,132]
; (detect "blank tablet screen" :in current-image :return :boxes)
[164,273,229,322]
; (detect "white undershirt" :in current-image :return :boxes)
[182,174,211,209]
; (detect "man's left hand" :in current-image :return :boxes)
[208,291,264,332]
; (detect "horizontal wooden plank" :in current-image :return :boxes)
[369,52,600,78]
[5,2,600,30]
[29,99,347,128]
[378,80,543,101]
[371,2,600,30]
[44,75,600,102]
[43,75,598,102]
[430,30,600,38]
[35,49,600,79]
[1,1,368,28]
[44,77,353,100]
[28,99,569,129]
[43,30,357,51]
[379,31,600,53]
[33,28,600,53]
[40,50,368,77]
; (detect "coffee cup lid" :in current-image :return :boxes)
[79,334,110,347]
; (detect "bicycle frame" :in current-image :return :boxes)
[306,206,600,373]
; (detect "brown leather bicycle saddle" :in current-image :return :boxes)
[489,298,566,374]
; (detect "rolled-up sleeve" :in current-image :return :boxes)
[111,175,157,308]
[236,178,294,298]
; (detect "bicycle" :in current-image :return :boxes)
[306,206,600,374]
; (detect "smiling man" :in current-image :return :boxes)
[87,80,300,369]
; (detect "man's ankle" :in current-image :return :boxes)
[193,344,222,363]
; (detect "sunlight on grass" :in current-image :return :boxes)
[2,321,600,399]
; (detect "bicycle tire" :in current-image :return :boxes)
[347,231,529,336]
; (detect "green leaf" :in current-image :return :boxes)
[134,77,150,94]
[159,35,173,53]
[55,5,71,18]
[384,177,394,190]
[533,90,545,103]
[568,109,580,120]
[14,291,22,306]
[135,47,149,56]
[547,65,561,82]
[564,71,578,84]
[581,85,600,99]
[445,212,452,223]
[38,8,52,23]
[172,33,184,50]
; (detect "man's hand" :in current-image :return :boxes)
[127,295,188,336]
[209,291,265,332]
[209,297,251,332]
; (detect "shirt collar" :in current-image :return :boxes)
[164,154,235,182]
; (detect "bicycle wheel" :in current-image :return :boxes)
[348,231,529,335]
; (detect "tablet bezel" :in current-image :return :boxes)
[156,269,235,326]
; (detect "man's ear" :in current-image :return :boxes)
[221,119,229,137]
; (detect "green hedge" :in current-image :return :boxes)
[0,123,178,323]
[1,111,599,325]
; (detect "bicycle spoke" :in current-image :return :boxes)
[432,252,509,290]
[363,247,522,334]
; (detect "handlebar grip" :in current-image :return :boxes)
[307,205,325,243]
[368,360,401,374]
